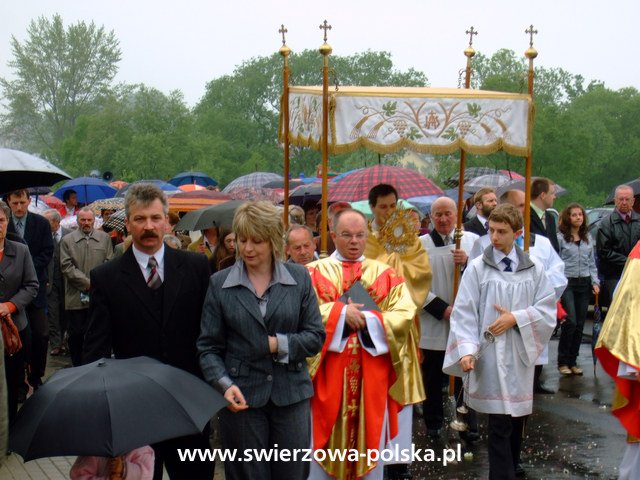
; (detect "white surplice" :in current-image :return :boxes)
[618,362,640,480]
[470,232,567,365]
[419,230,478,350]
[443,245,557,417]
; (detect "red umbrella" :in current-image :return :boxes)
[498,169,524,180]
[327,165,443,202]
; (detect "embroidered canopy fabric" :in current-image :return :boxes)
[281,86,533,157]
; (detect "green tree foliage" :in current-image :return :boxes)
[1,14,121,157]
[194,50,427,179]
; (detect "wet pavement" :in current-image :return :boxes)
[409,334,625,479]
[2,320,626,479]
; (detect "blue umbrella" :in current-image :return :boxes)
[116,180,181,198]
[54,177,117,204]
[168,172,218,188]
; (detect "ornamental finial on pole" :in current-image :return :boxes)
[279,24,291,57]
[525,24,538,59]
[319,20,332,56]
[464,26,477,58]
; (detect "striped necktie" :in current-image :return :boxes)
[147,256,162,289]
[15,219,24,237]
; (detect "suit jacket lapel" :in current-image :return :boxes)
[263,282,286,326]
[234,288,267,330]
[120,249,160,325]
[162,248,183,327]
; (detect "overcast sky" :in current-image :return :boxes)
[1,0,638,107]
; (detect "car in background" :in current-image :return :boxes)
[586,207,614,235]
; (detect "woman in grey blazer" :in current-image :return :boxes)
[0,200,39,424]
[198,201,325,480]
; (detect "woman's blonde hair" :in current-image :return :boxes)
[233,201,285,262]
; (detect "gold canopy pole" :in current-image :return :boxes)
[279,24,291,229]
[453,26,477,299]
[523,25,538,253]
[318,20,332,258]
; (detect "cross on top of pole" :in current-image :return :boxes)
[279,24,288,46]
[319,20,332,43]
[466,26,478,47]
[526,24,538,47]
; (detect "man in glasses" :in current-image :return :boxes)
[307,209,421,480]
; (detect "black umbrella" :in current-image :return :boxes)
[289,183,322,206]
[604,178,640,204]
[0,148,71,194]
[9,357,226,461]
[262,179,304,189]
[175,199,244,231]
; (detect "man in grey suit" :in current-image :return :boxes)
[60,207,113,366]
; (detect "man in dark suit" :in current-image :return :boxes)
[463,187,497,236]
[43,209,71,356]
[6,189,54,390]
[529,177,560,252]
[83,184,214,480]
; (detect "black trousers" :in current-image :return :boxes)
[47,284,67,348]
[219,398,311,480]
[421,349,446,430]
[558,277,591,367]
[151,424,215,480]
[26,304,48,385]
[5,324,31,425]
[488,414,526,480]
[66,309,90,366]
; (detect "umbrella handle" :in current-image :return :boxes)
[595,292,599,307]
[108,456,127,480]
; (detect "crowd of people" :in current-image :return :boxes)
[1,177,639,480]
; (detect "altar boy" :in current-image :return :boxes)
[443,204,556,480]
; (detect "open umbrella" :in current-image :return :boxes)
[222,172,283,192]
[178,183,207,192]
[327,165,443,202]
[604,177,640,204]
[592,293,603,376]
[168,190,232,213]
[89,198,125,215]
[262,179,304,189]
[495,177,568,198]
[175,200,244,231]
[289,183,323,206]
[444,166,498,188]
[115,180,181,198]
[102,209,126,234]
[0,148,72,194]
[464,174,515,193]
[498,169,524,180]
[54,177,117,204]
[225,186,284,203]
[169,171,218,188]
[9,356,225,461]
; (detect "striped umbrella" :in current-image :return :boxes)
[222,172,283,193]
[327,165,443,203]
